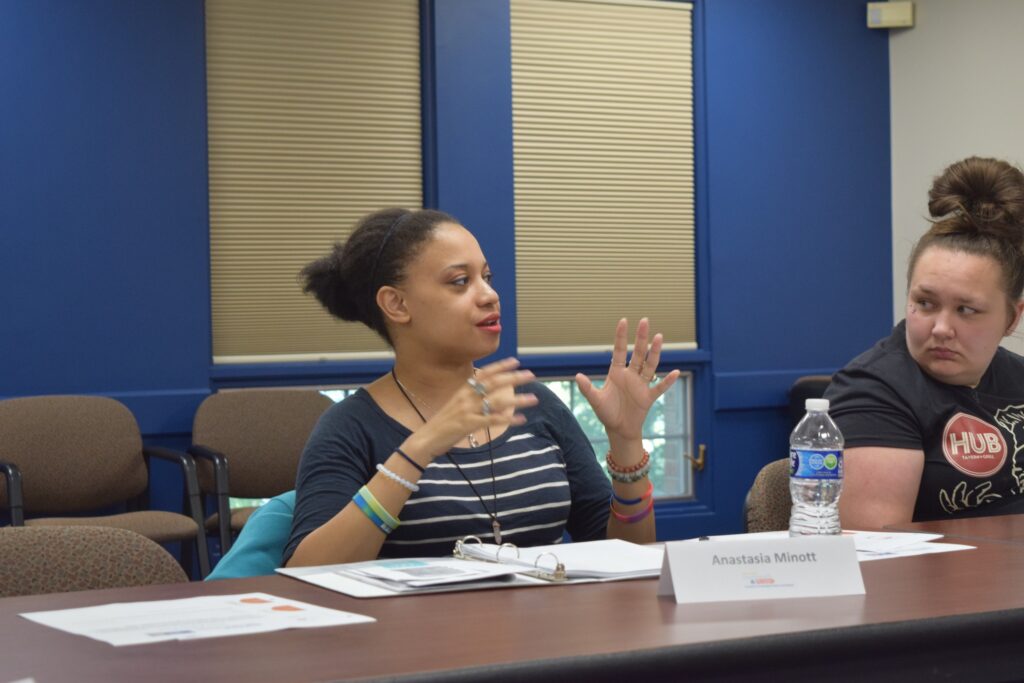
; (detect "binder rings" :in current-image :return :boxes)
[277,538,665,599]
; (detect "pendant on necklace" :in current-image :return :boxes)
[467,432,479,448]
[492,519,502,544]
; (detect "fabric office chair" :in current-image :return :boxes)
[190,389,332,554]
[744,458,792,532]
[788,374,833,428]
[0,395,210,578]
[0,526,187,597]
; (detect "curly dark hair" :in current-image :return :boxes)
[300,208,458,344]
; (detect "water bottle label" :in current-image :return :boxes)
[790,449,843,480]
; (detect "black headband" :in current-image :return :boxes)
[370,211,413,293]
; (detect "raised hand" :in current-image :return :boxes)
[417,357,538,457]
[575,318,680,441]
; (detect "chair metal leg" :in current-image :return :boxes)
[1,462,24,526]
[217,490,232,554]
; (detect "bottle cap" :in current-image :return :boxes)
[805,398,829,412]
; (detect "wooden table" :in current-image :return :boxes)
[4,529,1024,681]
[887,512,1024,546]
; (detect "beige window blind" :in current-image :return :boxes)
[206,0,421,363]
[510,0,696,353]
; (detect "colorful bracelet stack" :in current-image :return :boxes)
[607,451,654,524]
[605,449,651,483]
[610,496,654,524]
[612,479,654,506]
[353,485,400,535]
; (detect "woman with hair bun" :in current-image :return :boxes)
[827,156,1024,527]
[284,208,678,566]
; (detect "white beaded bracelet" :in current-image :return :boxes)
[376,463,420,492]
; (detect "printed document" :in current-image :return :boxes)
[20,592,374,646]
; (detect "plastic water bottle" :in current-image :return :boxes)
[789,398,844,536]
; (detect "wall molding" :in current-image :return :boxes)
[714,368,836,411]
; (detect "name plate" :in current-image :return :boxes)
[657,535,864,604]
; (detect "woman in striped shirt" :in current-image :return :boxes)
[284,208,679,566]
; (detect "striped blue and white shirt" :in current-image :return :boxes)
[284,383,611,561]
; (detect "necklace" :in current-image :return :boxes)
[391,368,502,543]
[391,370,481,448]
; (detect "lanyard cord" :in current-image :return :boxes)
[390,368,501,541]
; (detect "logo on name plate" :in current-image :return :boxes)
[941,412,1007,478]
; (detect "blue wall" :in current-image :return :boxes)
[0,0,211,438]
[701,0,892,531]
[0,0,891,536]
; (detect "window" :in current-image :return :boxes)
[542,374,693,499]
[510,0,696,353]
[206,0,421,362]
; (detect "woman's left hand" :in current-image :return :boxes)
[576,318,680,441]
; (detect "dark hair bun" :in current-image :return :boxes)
[300,243,364,323]
[299,207,459,343]
[928,156,1024,241]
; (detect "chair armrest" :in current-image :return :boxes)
[188,445,231,498]
[0,460,24,526]
[144,446,204,501]
[142,446,212,578]
[189,444,234,553]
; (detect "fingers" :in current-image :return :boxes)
[629,318,650,372]
[610,318,629,369]
[462,358,537,423]
[473,359,535,394]
[648,369,681,400]
[575,372,597,404]
[640,332,663,381]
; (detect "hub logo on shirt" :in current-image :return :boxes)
[942,412,1007,477]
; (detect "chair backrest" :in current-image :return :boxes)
[192,389,333,497]
[788,375,833,428]
[0,396,147,513]
[0,526,188,597]
[744,458,792,533]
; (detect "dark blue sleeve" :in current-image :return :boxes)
[281,393,382,565]
[527,383,610,542]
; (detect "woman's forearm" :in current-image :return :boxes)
[603,435,656,544]
[286,438,435,567]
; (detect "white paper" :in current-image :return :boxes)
[690,530,972,561]
[457,539,664,579]
[281,564,549,598]
[350,558,521,587]
[19,592,374,646]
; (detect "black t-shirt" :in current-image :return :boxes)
[825,321,1024,521]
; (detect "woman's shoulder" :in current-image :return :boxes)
[993,344,1024,370]
[517,380,574,417]
[827,323,928,408]
[984,345,1024,391]
[319,387,381,421]
[832,323,922,387]
[309,388,398,442]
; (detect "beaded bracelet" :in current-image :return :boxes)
[612,480,654,506]
[606,449,650,474]
[394,446,425,474]
[376,463,420,492]
[608,459,651,483]
[610,496,654,524]
[353,486,399,535]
